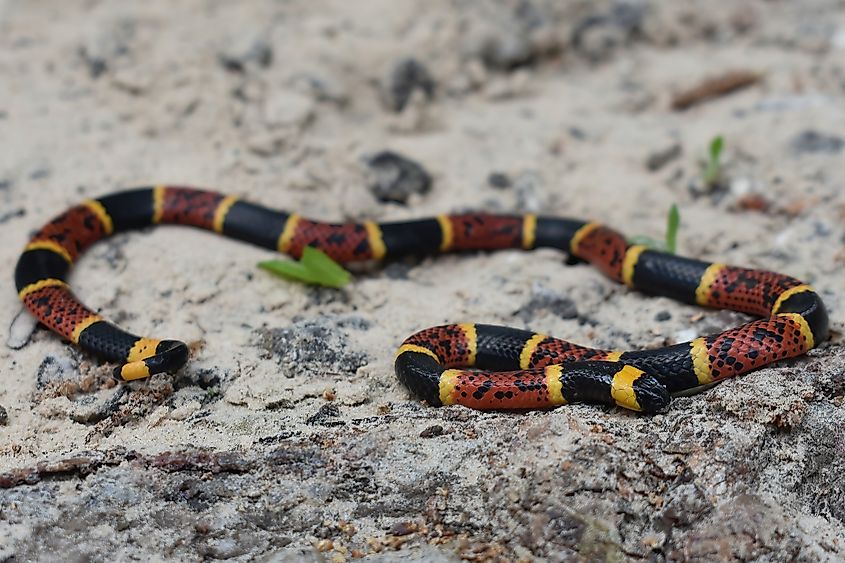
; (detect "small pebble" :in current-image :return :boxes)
[568,126,587,141]
[419,424,444,438]
[0,405,7,426]
[389,521,418,536]
[306,403,342,426]
[385,58,435,112]
[218,35,273,73]
[790,130,844,155]
[645,144,682,172]
[366,151,432,204]
[655,311,671,322]
[487,172,512,189]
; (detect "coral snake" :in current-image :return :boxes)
[14,186,828,412]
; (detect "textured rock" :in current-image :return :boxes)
[256,316,370,377]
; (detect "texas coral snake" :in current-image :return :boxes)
[14,186,828,412]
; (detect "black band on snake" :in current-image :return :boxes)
[14,186,828,412]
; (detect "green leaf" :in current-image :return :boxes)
[628,204,680,254]
[300,246,351,287]
[258,259,323,285]
[258,247,350,288]
[709,135,723,161]
[703,135,724,186]
[665,203,680,254]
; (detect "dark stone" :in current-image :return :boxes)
[645,143,682,172]
[79,49,108,78]
[790,130,844,155]
[305,404,343,426]
[487,172,512,189]
[389,521,418,536]
[265,398,295,411]
[218,38,273,73]
[568,126,587,141]
[655,310,672,322]
[385,58,435,112]
[0,405,7,426]
[366,151,432,204]
[419,425,444,438]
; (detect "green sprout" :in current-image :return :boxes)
[702,135,724,187]
[664,203,680,253]
[628,203,681,254]
[259,246,350,288]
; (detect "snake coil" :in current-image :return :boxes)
[15,186,828,412]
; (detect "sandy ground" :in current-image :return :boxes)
[2,0,845,560]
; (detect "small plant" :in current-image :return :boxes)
[702,135,724,187]
[664,203,680,253]
[259,246,351,288]
[629,204,681,254]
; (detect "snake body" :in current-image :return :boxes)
[14,186,828,412]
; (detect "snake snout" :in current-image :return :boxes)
[113,339,190,381]
[633,374,671,413]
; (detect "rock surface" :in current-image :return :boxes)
[1,1,845,561]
